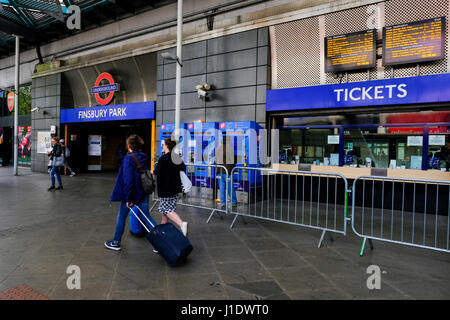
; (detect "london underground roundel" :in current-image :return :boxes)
[92,72,119,106]
[161,124,166,130]
[188,123,194,130]
[220,122,226,130]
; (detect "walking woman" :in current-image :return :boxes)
[105,134,152,251]
[152,137,188,237]
[47,137,64,191]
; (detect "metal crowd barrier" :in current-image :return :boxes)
[229,167,350,248]
[351,176,450,256]
[149,164,229,223]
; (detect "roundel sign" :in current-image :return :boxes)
[188,123,194,130]
[7,92,14,112]
[91,72,120,105]
[219,122,226,130]
[161,124,166,130]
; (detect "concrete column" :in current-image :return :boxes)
[175,0,183,142]
[14,35,20,176]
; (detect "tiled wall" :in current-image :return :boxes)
[156,27,271,159]
[31,74,61,173]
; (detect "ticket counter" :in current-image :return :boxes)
[268,73,450,176]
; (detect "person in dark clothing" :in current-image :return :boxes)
[215,136,238,207]
[151,137,188,237]
[47,137,64,191]
[105,134,153,251]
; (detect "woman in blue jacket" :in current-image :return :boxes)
[105,135,152,251]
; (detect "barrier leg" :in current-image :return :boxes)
[230,214,239,229]
[206,209,224,224]
[368,239,374,250]
[360,237,374,256]
[318,230,326,248]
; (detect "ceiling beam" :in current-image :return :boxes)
[0,16,38,41]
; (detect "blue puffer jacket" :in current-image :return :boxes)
[110,151,149,203]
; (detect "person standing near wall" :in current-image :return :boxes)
[47,137,64,191]
[215,136,237,208]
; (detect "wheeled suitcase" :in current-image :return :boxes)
[129,211,145,237]
[130,205,193,267]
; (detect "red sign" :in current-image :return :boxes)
[7,92,14,112]
[93,73,116,105]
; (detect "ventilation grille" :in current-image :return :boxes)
[384,0,449,78]
[324,4,379,84]
[271,0,449,89]
[271,17,321,89]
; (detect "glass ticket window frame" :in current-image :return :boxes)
[279,127,340,166]
[343,127,390,168]
[344,126,424,169]
[427,126,450,172]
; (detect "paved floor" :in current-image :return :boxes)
[0,167,449,300]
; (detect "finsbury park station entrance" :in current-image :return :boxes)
[61,101,156,173]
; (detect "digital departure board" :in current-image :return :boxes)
[325,29,377,73]
[383,17,446,66]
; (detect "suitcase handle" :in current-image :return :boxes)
[129,205,156,232]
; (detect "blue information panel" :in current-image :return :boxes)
[185,122,219,188]
[61,101,155,123]
[267,73,450,112]
[218,121,263,192]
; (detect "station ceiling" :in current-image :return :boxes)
[0,0,176,59]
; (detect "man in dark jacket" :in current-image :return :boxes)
[105,134,153,251]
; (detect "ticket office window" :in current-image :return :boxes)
[343,127,423,169]
[279,128,340,166]
[427,129,450,172]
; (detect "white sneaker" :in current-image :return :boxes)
[70,172,76,177]
[181,222,188,237]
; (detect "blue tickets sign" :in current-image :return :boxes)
[267,73,450,112]
[61,101,155,123]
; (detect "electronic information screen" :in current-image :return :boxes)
[325,29,377,73]
[383,17,446,66]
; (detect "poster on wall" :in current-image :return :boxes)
[328,135,340,145]
[88,135,102,156]
[37,131,53,154]
[407,136,423,147]
[18,126,32,167]
[429,135,446,146]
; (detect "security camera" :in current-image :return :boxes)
[197,89,207,98]
[196,83,212,99]
[31,107,40,112]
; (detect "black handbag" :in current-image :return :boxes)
[130,153,156,194]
